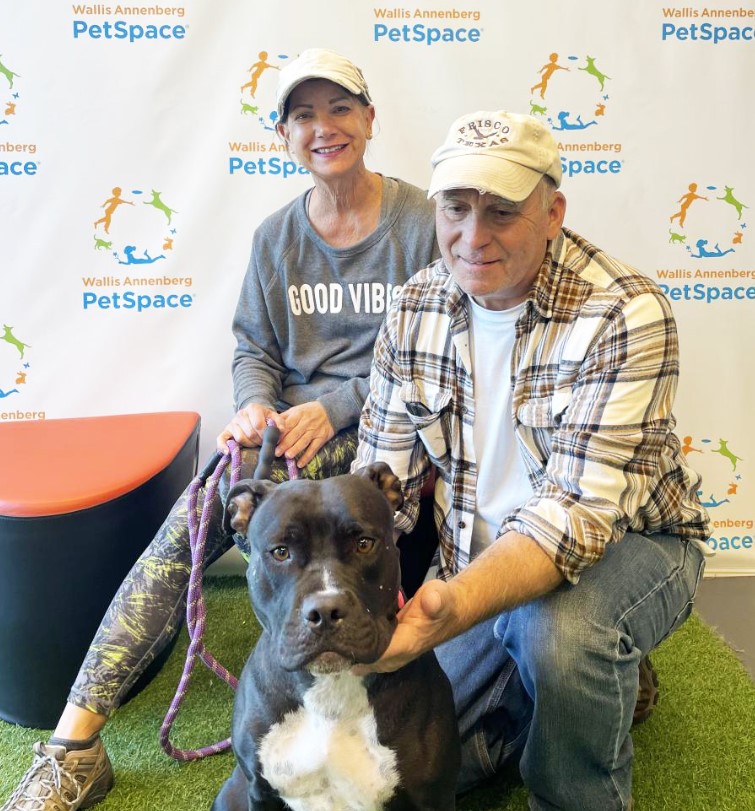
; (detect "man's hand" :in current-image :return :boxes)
[276,401,335,468]
[354,532,564,676]
[354,579,460,674]
[216,404,283,452]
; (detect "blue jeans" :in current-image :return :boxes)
[435,532,705,811]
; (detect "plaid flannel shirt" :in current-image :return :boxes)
[354,227,710,583]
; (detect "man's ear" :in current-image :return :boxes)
[546,190,567,239]
[223,479,277,537]
[354,462,404,511]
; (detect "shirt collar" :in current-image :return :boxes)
[529,229,566,320]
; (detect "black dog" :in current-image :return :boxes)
[211,462,460,810]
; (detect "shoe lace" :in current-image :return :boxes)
[10,746,83,810]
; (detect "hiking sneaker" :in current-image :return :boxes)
[0,738,114,811]
[633,654,660,725]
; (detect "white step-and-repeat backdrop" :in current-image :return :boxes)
[1,1,753,574]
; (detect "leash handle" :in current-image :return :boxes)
[261,417,300,480]
[196,450,223,484]
[253,421,280,479]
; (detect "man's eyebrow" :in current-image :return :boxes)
[439,190,519,208]
[489,197,519,208]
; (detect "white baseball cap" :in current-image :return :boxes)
[428,111,562,202]
[276,48,372,120]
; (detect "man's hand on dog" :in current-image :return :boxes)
[353,579,462,675]
[216,402,334,467]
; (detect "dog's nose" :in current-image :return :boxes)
[301,592,350,630]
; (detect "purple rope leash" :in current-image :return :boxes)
[160,425,299,761]
[160,440,242,760]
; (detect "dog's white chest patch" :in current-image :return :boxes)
[258,672,399,811]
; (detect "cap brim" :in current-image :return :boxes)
[277,74,367,119]
[427,155,544,202]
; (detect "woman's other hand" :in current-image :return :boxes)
[276,402,335,468]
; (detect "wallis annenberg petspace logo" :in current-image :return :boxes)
[71,4,188,43]
[526,50,623,181]
[657,175,753,307]
[84,184,194,314]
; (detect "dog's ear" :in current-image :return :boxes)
[355,462,404,511]
[223,479,276,536]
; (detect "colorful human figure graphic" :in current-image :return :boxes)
[94,187,134,234]
[717,186,748,220]
[712,438,744,472]
[670,183,707,229]
[144,190,177,225]
[241,51,279,98]
[531,53,569,99]
[698,492,730,508]
[115,246,166,265]
[0,56,20,89]
[1,324,30,359]
[690,239,734,259]
[258,109,279,132]
[681,436,702,455]
[578,56,611,92]
[551,111,596,131]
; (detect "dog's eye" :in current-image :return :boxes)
[271,546,290,561]
[355,537,376,554]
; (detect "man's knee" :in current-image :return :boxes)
[497,597,617,685]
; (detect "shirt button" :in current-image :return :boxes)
[458,520,466,529]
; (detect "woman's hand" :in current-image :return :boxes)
[276,401,335,468]
[216,404,283,452]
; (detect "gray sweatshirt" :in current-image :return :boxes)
[231,176,438,432]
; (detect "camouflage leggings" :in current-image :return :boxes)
[68,428,358,717]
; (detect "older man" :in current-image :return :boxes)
[353,111,710,811]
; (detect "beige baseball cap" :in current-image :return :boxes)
[428,111,562,202]
[276,48,372,120]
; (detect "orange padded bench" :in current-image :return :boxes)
[0,412,200,728]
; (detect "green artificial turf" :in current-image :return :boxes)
[1,576,754,810]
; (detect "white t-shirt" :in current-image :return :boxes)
[468,298,533,558]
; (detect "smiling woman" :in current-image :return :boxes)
[273,52,382,249]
